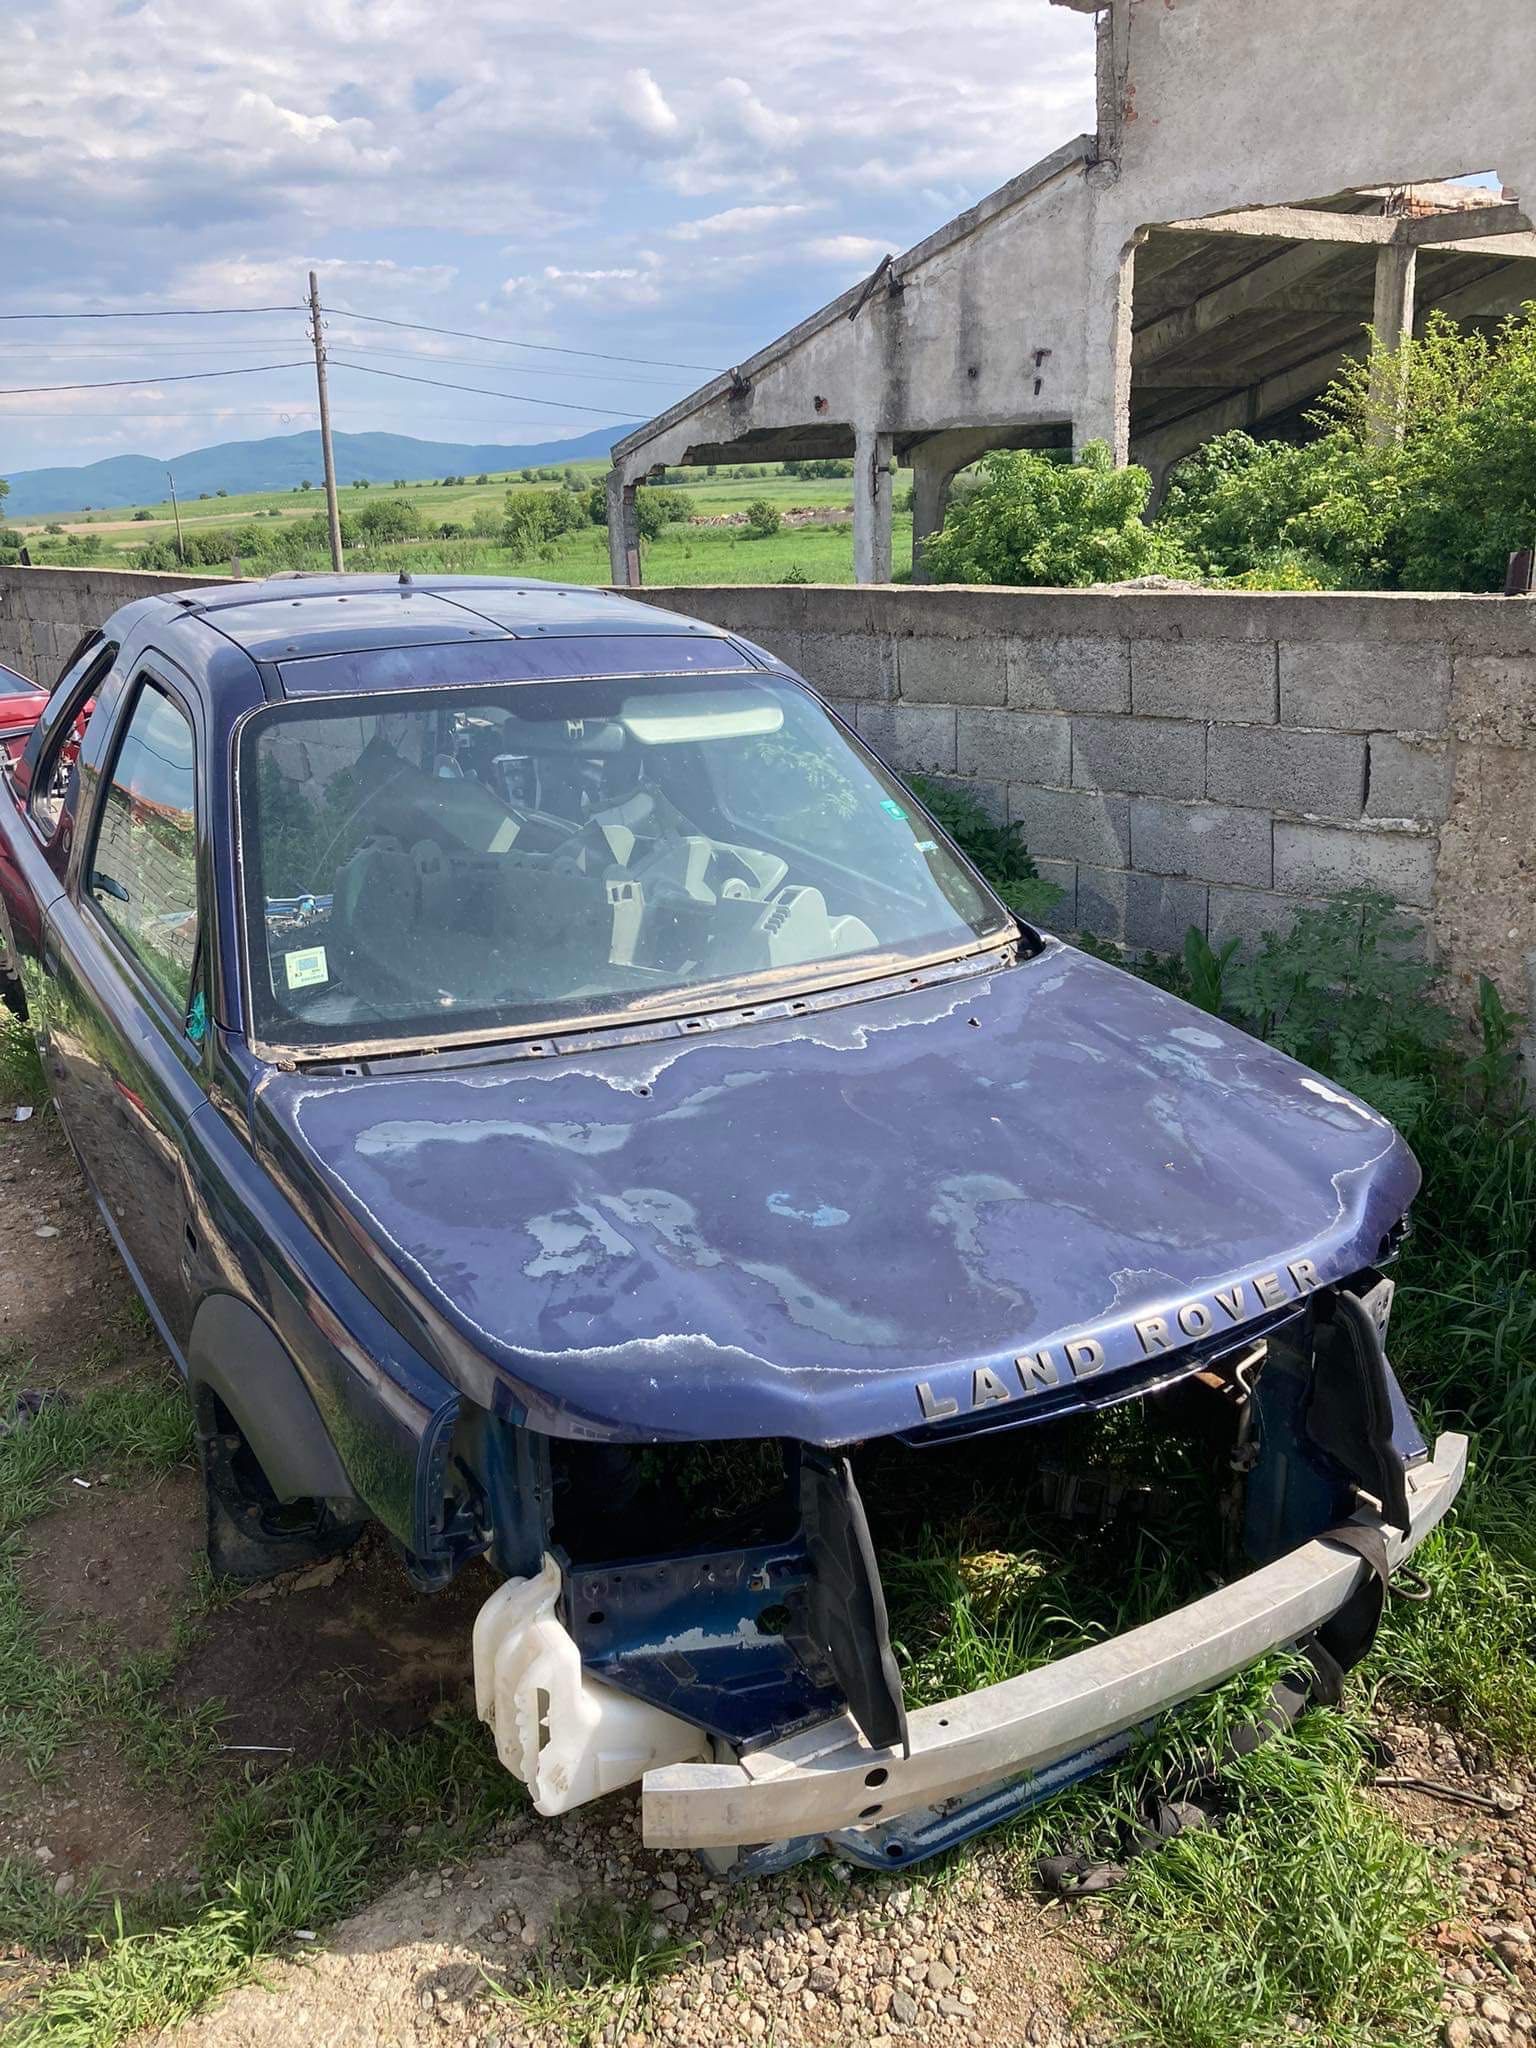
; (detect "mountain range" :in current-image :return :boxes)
[1,427,638,519]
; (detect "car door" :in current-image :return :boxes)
[45,660,209,1360]
[0,634,121,1008]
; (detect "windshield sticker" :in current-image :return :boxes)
[284,945,329,991]
[880,798,908,820]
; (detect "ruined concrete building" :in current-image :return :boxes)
[606,0,1536,585]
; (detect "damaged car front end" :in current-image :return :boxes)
[223,603,1461,1876]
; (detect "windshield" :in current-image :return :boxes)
[237,670,1011,1052]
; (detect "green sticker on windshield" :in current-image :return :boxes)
[880,797,908,820]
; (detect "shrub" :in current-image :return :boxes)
[1157,306,1536,592]
[922,442,1158,587]
[906,775,1060,922]
[354,497,419,543]
[744,499,782,538]
[502,487,586,553]
[584,484,687,541]
[132,509,153,522]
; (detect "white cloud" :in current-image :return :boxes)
[804,233,892,267]
[0,0,1096,466]
[667,202,820,241]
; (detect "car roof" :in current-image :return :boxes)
[160,574,723,665]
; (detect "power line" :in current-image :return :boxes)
[0,362,311,397]
[330,306,719,375]
[4,336,687,389]
[328,358,639,419]
[0,305,302,322]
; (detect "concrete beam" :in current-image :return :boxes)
[1131,342,1361,473]
[1133,241,1361,364]
[1161,205,1535,253]
[1428,263,1536,321]
[1431,231,1536,263]
[1404,202,1530,245]
[1159,207,1404,245]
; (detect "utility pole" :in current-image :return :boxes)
[165,469,185,566]
[307,270,345,572]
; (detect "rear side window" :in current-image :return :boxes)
[86,680,199,1016]
[27,640,115,840]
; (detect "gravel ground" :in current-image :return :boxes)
[157,1702,1536,2048]
[1375,1718,1536,2048]
[162,1786,1114,2048]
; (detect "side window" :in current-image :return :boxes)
[27,641,115,839]
[85,680,200,1019]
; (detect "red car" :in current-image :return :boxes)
[0,664,48,767]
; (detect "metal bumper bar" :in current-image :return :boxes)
[642,1430,1467,1852]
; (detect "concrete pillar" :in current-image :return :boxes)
[908,427,1006,582]
[1073,236,1139,465]
[1368,240,1418,444]
[909,447,955,586]
[852,429,894,584]
[606,469,643,586]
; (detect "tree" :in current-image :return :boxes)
[215,488,229,498]
[502,487,587,552]
[744,499,782,538]
[354,496,420,543]
[300,479,313,492]
[922,443,1158,586]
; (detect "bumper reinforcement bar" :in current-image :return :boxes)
[641,1430,1467,1854]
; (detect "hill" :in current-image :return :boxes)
[0,427,636,518]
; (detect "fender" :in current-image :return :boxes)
[187,1292,363,1511]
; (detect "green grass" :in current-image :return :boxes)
[5,1716,523,2046]
[0,1378,197,1773]
[0,1013,46,1109]
[14,462,910,586]
[1088,1715,1445,2048]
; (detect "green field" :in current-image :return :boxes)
[13,464,915,586]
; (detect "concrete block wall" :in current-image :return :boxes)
[0,565,228,690]
[1,567,1531,1040]
[632,584,1536,1033]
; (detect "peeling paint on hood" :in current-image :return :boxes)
[252,942,1419,1445]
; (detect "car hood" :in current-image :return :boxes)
[252,941,1419,1445]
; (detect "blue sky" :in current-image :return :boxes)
[1,0,1096,474]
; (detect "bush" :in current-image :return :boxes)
[132,509,153,522]
[502,487,586,553]
[743,499,782,538]
[923,442,1159,587]
[584,484,688,542]
[354,497,419,543]
[907,775,1060,922]
[1157,307,1536,592]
